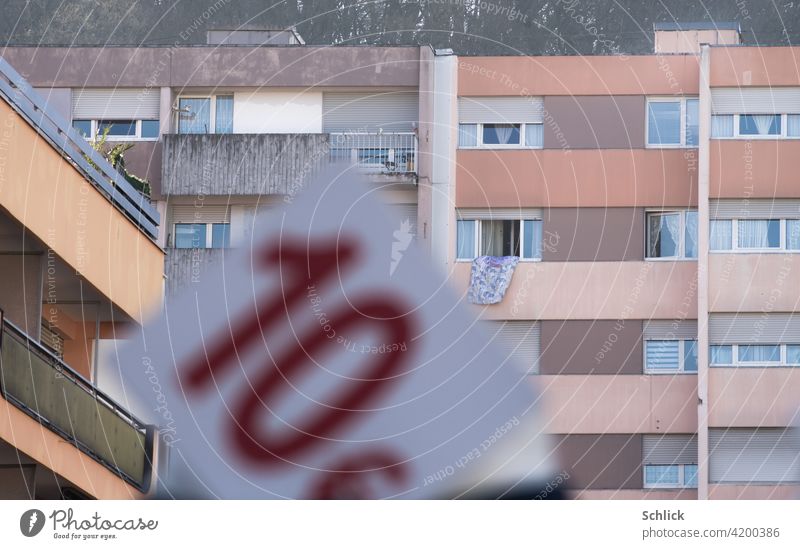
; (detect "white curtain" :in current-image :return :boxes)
[710,345,733,365]
[709,220,732,250]
[458,124,477,147]
[648,214,680,257]
[739,345,780,362]
[788,114,800,137]
[525,124,543,147]
[684,212,698,258]
[752,114,775,135]
[456,220,476,259]
[738,219,771,248]
[787,220,800,250]
[214,96,234,134]
[493,125,514,144]
[711,115,734,138]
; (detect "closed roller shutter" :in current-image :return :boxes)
[322,91,418,132]
[710,199,800,219]
[643,435,698,465]
[459,97,544,123]
[709,313,800,344]
[709,428,800,483]
[171,204,230,224]
[40,322,64,358]
[482,321,540,374]
[456,208,543,220]
[711,87,800,114]
[72,88,160,119]
[388,204,418,237]
[643,320,697,340]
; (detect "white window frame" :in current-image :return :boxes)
[712,113,798,140]
[74,119,159,141]
[644,339,697,374]
[710,343,800,367]
[455,219,542,262]
[173,222,230,249]
[643,464,697,489]
[176,94,234,134]
[645,97,698,149]
[645,210,697,261]
[709,218,800,253]
[457,122,544,150]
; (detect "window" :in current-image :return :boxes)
[644,464,697,488]
[711,344,800,367]
[457,122,543,149]
[646,211,697,259]
[646,97,698,147]
[178,95,234,134]
[456,219,542,260]
[72,119,159,140]
[710,219,800,252]
[174,223,230,249]
[645,340,697,373]
[712,113,799,139]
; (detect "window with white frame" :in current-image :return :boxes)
[646,97,699,147]
[456,219,542,260]
[710,344,800,367]
[645,339,697,373]
[458,122,543,148]
[644,464,698,488]
[709,219,800,251]
[177,95,234,134]
[646,211,697,259]
[174,223,231,249]
[72,119,160,140]
[712,113,800,139]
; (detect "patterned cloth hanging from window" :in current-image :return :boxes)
[467,256,520,305]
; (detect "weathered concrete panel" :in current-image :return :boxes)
[164,248,225,296]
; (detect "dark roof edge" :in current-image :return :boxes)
[654,22,741,32]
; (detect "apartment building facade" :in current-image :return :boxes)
[1,22,798,500]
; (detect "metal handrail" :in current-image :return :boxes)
[329,131,417,174]
[0,56,160,240]
[0,314,153,491]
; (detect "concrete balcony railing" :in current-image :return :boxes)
[162,132,417,196]
[0,315,154,492]
[164,247,226,296]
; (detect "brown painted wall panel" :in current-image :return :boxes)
[710,140,800,198]
[710,47,800,87]
[123,141,163,198]
[542,208,644,261]
[555,434,643,490]
[543,96,645,149]
[458,55,699,96]
[455,149,697,208]
[540,320,643,375]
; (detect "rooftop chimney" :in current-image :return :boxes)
[654,22,741,54]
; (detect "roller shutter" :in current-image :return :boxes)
[709,314,800,344]
[388,204,418,238]
[322,91,418,132]
[643,320,697,340]
[72,88,160,120]
[482,321,540,374]
[710,199,800,219]
[459,96,544,123]
[643,435,698,465]
[456,208,543,220]
[709,428,800,483]
[711,87,800,114]
[171,204,230,224]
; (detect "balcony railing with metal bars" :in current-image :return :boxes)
[329,132,417,174]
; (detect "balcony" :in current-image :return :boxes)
[0,315,154,492]
[165,247,225,296]
[162,132,417,196]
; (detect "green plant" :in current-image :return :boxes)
[87,127,152,197]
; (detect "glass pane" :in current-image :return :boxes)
[456,220,476,259]
[711,115,734,138]
[739,114,780,136]
[525,124,543,147]
[458,124,478,147]
[683,465,698,487]
[72,120,92,137]
[215,95,234,134]
[482,124,520,145]
[738,344,780,363]
[685,211,698,258]
[710,345,733,365]
[647,213,680,258]
[683,340,697,372]
[738,219,780,248]
[685,99,699,146]
[141,120,160,138]
[174,224,207,249]
[787,345,800,364]
[178,98,211,134]
[522,220,542,259]
[646,340,680,371]
[98,120,136,136]
[647,102,680,145]
[480,220,519,257]
[211,223,230,248]
[788,114,800,137]
[787,220,800,250]
[710,220,733,250]
[645,465,679,486]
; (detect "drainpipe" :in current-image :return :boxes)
[697,44,711,501]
